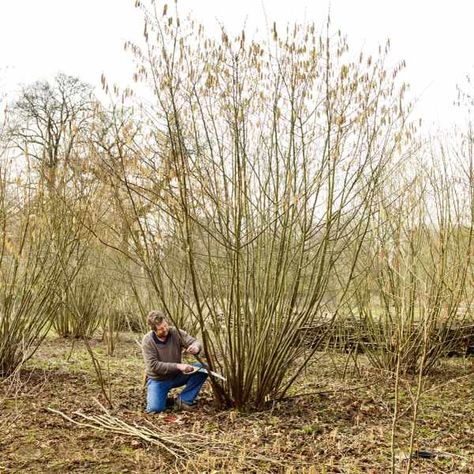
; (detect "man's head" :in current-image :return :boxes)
[147,310,169,339]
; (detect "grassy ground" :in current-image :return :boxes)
[1,333,473,473]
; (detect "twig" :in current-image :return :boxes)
[46,403,286,468]
[47,406,187,460]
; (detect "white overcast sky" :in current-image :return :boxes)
[1,0,473,128]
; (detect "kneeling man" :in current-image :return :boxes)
[142,310,208,412]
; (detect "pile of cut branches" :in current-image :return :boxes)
[48,402,283,470]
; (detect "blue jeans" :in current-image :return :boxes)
[146,363,208,413]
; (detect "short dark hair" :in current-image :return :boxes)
[147,310,166,330]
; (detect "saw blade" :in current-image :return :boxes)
[198,367,226,382]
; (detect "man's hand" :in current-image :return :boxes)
[186,343,200,355]
[177,363,195,373]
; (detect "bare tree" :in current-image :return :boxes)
[10,73,95,193]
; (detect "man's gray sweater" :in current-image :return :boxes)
[142,327,201,380]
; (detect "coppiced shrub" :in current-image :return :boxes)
[0,162,66,374]
[351,142,474,374]
[55,272,105,339]
[103,3,411,408]
[1,74,107,372]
